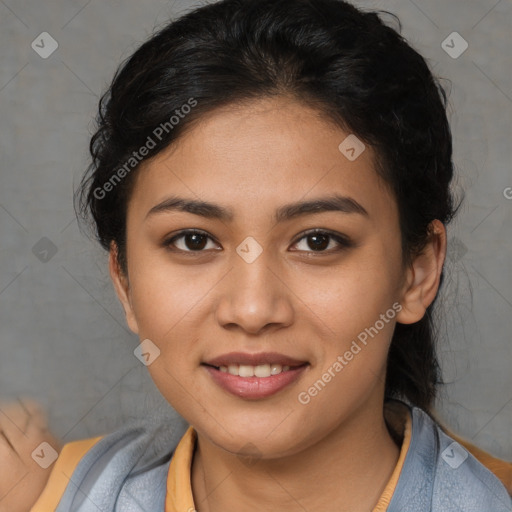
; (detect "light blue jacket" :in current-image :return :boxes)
[54,402,512,511]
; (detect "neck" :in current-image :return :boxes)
[191,397,402,512]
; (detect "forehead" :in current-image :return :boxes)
[129,96,396,223]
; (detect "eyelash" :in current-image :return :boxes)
[163,228,353,255]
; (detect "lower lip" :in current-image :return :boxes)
[203,364,309,399]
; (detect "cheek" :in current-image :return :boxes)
[127,251,215,340]
[292,250,401,334]
[293,275,397,432]
[289,246,401,407]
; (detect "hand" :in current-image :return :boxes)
[0,397,62,512]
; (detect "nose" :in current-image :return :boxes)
[214,247,294,336]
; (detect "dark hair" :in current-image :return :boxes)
[76,0,460,411]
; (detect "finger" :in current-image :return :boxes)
[0,398,48,437]
[15,397,48,431]
[0,399,62,465]
[0,429,26,472]
[0,403,30,445]
[0,428,21,460]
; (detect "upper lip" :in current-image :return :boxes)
[203,352,308,367]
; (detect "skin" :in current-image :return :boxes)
[0,398,62,512]
[105,95,447,512]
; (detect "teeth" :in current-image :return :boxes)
[217,363,295,377]
[239,365,254,377]
[270,364,282,375]
[254,364,271,377]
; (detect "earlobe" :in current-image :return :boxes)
[396,220,447,325]
[109,242,140,334]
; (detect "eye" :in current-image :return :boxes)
[164,228,353,254]
[291,229,352,253]
[164,229,220,252]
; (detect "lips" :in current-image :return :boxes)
[202,352,309,399]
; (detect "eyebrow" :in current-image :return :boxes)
[146,194,368,222]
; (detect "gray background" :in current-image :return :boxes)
[0,0,511,459]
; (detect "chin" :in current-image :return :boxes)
[197,416,314,460]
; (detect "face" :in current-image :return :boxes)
[111,96,443,458]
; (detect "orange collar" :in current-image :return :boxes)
[164,406,412,511]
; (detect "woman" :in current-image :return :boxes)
[2,0,512,510]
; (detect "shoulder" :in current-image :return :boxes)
[431,417,512,512]
[30,411,189,512]
[389,403,512,512]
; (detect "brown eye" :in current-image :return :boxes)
[292,230,353,253]
[165,230,219,252]
[305,233,330,251]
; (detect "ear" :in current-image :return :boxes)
[396,220,447,325]
[109,242,140,334]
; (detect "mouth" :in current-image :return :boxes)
[201,352,309,399]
